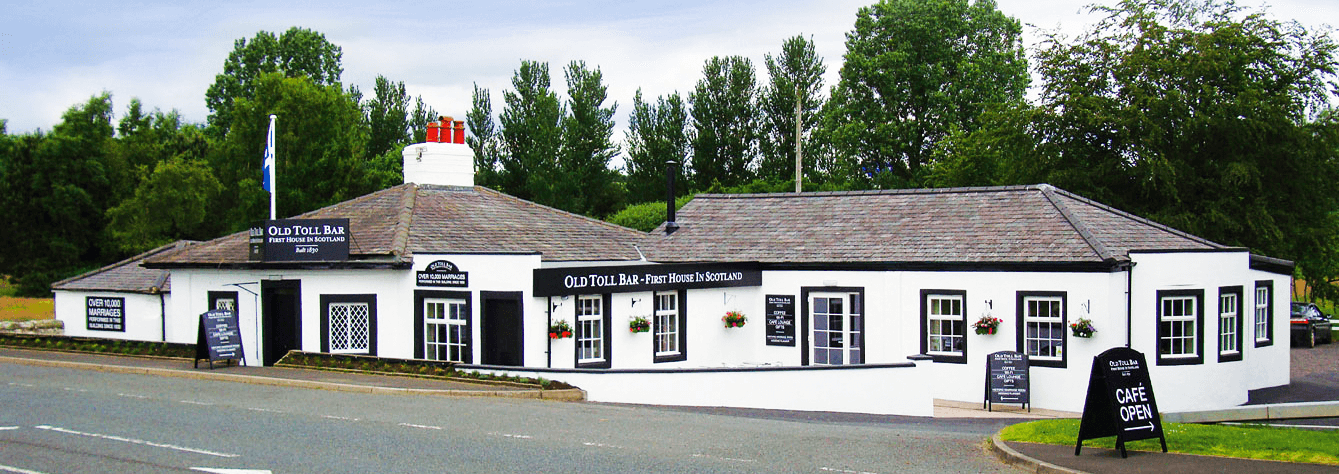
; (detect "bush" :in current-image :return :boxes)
[606,196,693,232]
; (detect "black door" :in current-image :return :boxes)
[481,292,523,366]
[262,280,301,366]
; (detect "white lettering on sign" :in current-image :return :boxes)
[1115,384,1154,423]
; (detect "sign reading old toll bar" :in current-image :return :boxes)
[1075,347,1167,458]
[250,218,350,262]
[765,294,796,346]
[985,351,1029,411]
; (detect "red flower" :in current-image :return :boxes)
[549,332,558,339]
[562,331,571,338]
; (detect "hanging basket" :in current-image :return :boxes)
[722,311,747,328]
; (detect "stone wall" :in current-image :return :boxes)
[0,320,64,335]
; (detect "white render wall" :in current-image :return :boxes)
[54,290,171,342]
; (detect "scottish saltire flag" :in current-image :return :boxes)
[262,118,275,192]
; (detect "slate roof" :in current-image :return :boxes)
[52,241,194,293]
[642,184,1229,266]
[144,184,650,268]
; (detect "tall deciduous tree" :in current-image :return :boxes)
[558,61,620,217]
[365,75,437,159]
[204,27,343,137]
[689,56,759,190]
[499,60,564,205]
[759,35,826,184]
[105,156,223,254]
[824,0,1027,188]
[625,90,690,204]
[467,83,505,190]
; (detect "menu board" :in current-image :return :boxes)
[985,351,1029,411]
[195,309,244,368]
[765,295,795,346]
[1075,347,1166,458]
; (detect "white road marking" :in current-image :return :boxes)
[190,468,273,474]
[60,388,88,393]
[582,442,624,449]
[35,425,238,458]
[692,453,757,463]
[0,427,19,431]
[0,463,47,474]
[116,393,148,399]
[321,415,359,421]
[398,423,442,430]
[819,467,878,474]
[497,433,532,439]
[180,400,214,406]
[7,383,34,388]
[246,407,284,414]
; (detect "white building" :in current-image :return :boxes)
[52,241,192,342]
[89,131,1289,416]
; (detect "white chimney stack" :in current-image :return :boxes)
[402,116,475,187]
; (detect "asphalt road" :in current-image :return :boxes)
[0,363,1022,473]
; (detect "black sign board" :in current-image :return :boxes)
[1075,347,1167,458]
[417,260,468,287]
[85,296,125,332]
[765,294,796,346]
[534,262,761,297]
[984,351,1029,411]
[194,309,245,369]
[254,218,350,262]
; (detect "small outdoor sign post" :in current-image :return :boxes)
[194,309,245,369]
[1075,347,1167,458]
[984,351,1029,412]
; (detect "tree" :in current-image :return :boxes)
[824,0,1027,188]
[625,90,690,204]
[365,75,437,159]
[209,73,369,227]
[558,61,620,216]
[205,27,343,137]
[105,156,224,254]
[758,35,827,184]
[467,83,505,189]
[689,56,759,190]
[499,60,564,205]
[0,94,115,295]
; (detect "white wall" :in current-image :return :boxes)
[54,290,170,342]
[1129,251,1291,413]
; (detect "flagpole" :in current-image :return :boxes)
[268,114,277,221]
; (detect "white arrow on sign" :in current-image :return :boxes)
[1123,422,1155,432]
[190,469,272,474]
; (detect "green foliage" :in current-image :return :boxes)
[105,157,223,254]
[690,56,759,190]
[1001,419,1339,465]
[607,195,694,232]
[824,0,1028,188]
[467,83,505,189]
[558,61,621,217]
[759,35,827,184]
[624,90,690,204]
[365,75,436,162]
[499,60,564,204]
[204,27,344,137]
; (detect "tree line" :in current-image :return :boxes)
[2,0,1338,300]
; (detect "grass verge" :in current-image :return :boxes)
[1000,419,1339,465]
[0,296,54,321]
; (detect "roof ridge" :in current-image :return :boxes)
[1036,184,1117,262]
[695,185,1040,199]
[51,240,192,289]
[1048,187,1226,249]
[390,184,417,261]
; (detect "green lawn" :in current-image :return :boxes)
[1000,419,1339,465]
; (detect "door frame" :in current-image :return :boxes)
[261,280,302,366]
[800,287,865,366]
[480,291,524,366]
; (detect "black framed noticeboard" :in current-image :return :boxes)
[85,296,125,332]
[195,309,244,369]
[1075,347,1166,458]
[985,351,1029,411]
[765,294,796,346]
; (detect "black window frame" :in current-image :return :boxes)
[1253,280,1274,348]
[319,294,378,356]
[208,291,239,312]
[575,294,613,369]
[652,289,688,363]
[1015,291,1067,368]
[1156,288,1205,366]
[1217,286,1244,363]
[920,289,968,364]
[415,290,472,363]
[799,287,866,366]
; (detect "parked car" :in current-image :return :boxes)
[1291,302,1334,348]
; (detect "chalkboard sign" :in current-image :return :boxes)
[765,295,796,346]
[1075,347,1166,458]
[194,309,245,369]
[984,351,1029,411]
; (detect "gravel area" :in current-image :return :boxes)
[1247,332,1339,405]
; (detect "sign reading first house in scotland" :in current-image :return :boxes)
[534,263,761,297]
[86,296,125,332]
[249,218,350,262]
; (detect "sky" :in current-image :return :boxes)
[2,0,1337,145]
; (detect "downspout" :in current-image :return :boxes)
[546,296,553,368]
[159,292,167,342]
[1126,261,1136,348]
